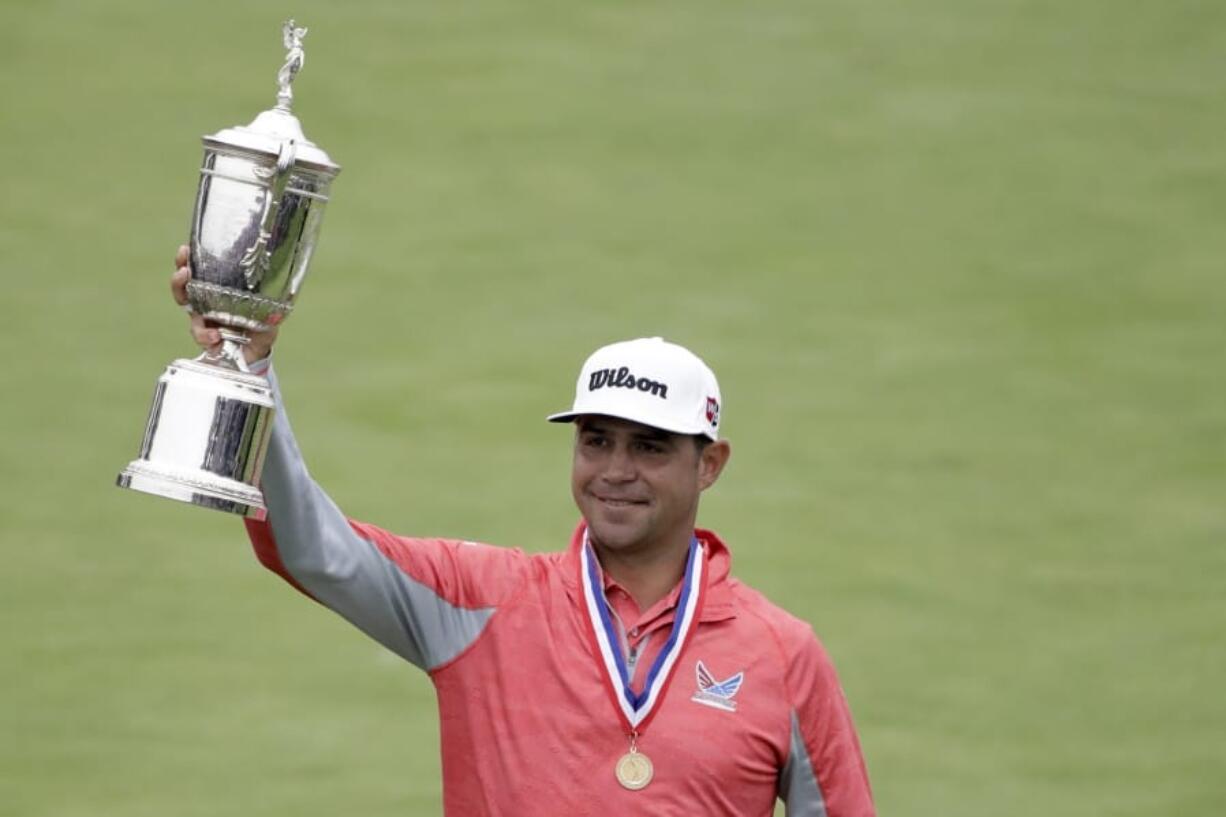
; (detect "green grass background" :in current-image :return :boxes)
[2,1,1223,814]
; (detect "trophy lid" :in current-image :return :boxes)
[202,20,340,177]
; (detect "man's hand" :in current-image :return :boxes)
[170,244,278,365]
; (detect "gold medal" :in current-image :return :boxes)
[615,749,653,791]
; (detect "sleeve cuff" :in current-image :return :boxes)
[247,352,272,376]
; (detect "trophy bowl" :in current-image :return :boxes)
[117,20,340,517]
[188,105,339,332]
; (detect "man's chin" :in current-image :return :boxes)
[585,519,645,553]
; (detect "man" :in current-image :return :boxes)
[171,247,875,816]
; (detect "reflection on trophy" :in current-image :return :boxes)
[117,20,341,517]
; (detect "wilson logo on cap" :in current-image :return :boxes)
[588,366,669,400]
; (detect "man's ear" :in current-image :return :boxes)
[698,440,732,491]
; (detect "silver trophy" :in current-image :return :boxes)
[118,21,341,517]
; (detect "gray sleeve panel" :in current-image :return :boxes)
[260,368,495,671]
[780,709,829,817]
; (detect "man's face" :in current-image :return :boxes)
[571,415,729,557]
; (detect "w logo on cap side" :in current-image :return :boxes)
[705,397,720,428]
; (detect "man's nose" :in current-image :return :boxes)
[602,444,636,482]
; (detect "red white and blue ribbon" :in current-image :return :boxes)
[579,531,707,734]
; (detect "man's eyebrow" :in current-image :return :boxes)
[631,428,676,443]
[576,421,675,442]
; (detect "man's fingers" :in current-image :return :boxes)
[173,243,272,362]
[190,314,222,350]
[171,266,191,305]
[173,243,224,357]
[171,244,191,305]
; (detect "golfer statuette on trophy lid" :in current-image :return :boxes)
[117,20,341,517]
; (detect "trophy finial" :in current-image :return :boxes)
[276,19,309,111]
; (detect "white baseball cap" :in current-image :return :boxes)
[547,337,723,440]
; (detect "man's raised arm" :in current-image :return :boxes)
[169,246,529,672]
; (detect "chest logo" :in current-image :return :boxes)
[691,660,744,712]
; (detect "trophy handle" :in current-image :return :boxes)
[239,139,298,290]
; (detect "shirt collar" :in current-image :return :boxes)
[563,521,737,622]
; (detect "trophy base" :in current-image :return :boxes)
[117,358,275,519]
[117,460,266,517]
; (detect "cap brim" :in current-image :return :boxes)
[545,410,715,439]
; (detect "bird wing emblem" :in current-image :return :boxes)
[708,672,743,698]
[695,661,744,699]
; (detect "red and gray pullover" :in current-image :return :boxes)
[244,367,876,817]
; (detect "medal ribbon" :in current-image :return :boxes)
[579,531,708,734]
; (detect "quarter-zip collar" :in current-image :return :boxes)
[562,521,737,623]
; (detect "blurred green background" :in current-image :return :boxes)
[1,1,1223,815]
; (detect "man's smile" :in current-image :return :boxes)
[592,493,650,508]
